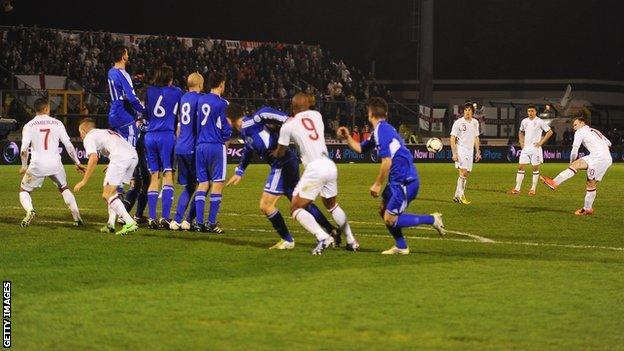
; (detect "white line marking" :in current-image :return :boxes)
[10,214,624,253]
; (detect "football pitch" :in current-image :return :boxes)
[1,163,623,350]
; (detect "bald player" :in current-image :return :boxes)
[74,118,139,235]
[273,93,357,255]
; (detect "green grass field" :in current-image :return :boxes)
[1,162,623,350]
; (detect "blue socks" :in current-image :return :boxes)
[161,185,174,220]
[208,194,222,225]
[386,225,407,249]
[174,186,193,223]
[306,203,334,233]
[267,210,293,242]
[194,191,207,225]
[395,214,434,228]
[147,191,159,220]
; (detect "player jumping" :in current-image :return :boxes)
[540,116,613,215]
[74,119,139,235]
[170,72,203,231]
[226,105,342,250]
[273,93,357,255]
[18,98,83,227]
[508,105,553,195]
[144,65,183,229]
[338,97,445,255]
[450,102,481,204]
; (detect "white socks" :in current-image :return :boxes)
[61,189,81,221]
[293,208,330,241]
[514,171,525,191]
[455,176,467,197]
[553,167,576,185]
[531,171,540,191]
[19,191,33,212]
[107,207,117,227]
[108,195,134,225]
[329,204,356,244]
[584,188,597,210]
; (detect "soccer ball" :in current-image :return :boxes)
[426,137,443,153]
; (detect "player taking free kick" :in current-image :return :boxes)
[540,116,613,215]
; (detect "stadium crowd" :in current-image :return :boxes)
[0,26,389,104]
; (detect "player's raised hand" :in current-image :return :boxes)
[369,182,381,198]
[337,126,350,140]
[226,174,242,186]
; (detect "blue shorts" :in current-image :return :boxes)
[144,131,175,173]
[176,153,196,186]
[196,143,226,183]
[264,157,300,197]
[382,180,420,215]
[109,109,138,147]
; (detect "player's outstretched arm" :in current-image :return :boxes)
[337,127,363,153]
[74,153,98,192]
[59,126,83,171]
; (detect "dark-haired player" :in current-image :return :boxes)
[339,97,445,255]
[541,116,613,215]
[194,72,235,233]
[450,103,481,204]
[144,65,183,228]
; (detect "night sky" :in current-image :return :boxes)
[1,0,623,80]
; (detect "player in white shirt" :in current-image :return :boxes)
[18,98,83,227]
[450,103,481,204]
[73,118,139,234]
[541,116,613,215]
[272,93,357,255]
[508,105,553,195]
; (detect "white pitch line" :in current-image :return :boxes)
[22,220,624,253]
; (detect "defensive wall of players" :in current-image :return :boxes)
[2,140,623,166]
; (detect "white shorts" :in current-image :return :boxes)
[104,158,138,186]
[582,155,612,181]
[454,149,474,172]
[294,157,338,200]
[519,148,543,166]
[21,167,67,192]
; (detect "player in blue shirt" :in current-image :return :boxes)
[339,97,446,255]
[144,65,184,229]
[107,44,144,146]
[169,72,204,230]
[194,72,237,233]
[225,106,339,250]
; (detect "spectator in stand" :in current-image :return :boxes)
[351,126,361,143]
[562,127,574,146]
[362,124,371,141]
[540,104,556,118]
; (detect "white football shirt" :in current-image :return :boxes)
[21,114,79,169]
[573,125,611,159]
[520,117,550,152]
[450,117,480,152]
[83,129,137,161]
[278,110,328,166]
